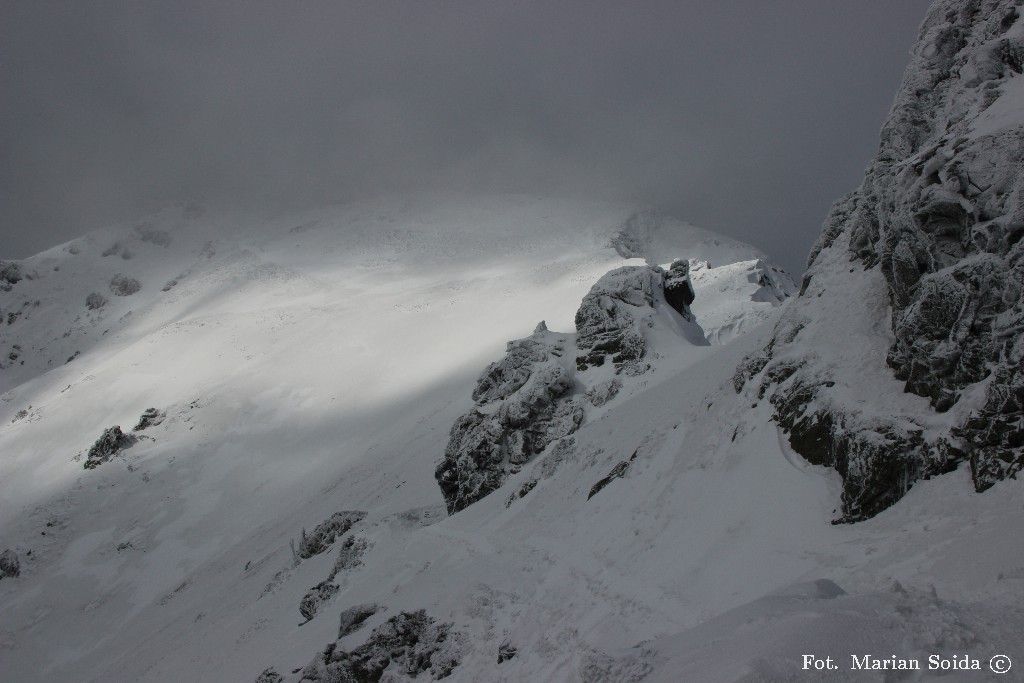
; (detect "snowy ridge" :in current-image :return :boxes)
[0,195,810,681]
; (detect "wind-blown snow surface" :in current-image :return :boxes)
[0,195,1020,682]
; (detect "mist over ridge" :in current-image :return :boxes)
[1,1,933,275]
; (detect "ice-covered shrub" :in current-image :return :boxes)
[109,274,141,296]
[0,261,22,291]
[86,292,107,309]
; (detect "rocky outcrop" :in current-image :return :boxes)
[132,407,165,432]
[575,266,662,372]
[299,581,340,621]
[297,610,463,682]
[297,511,366,560]
[437,264,695,514]
[587,450,638,501]
[0,548,20,579]
[744,0,1024,521]
[337,603,380,639]
[83,426,136,470]
[328,535,370,580]
[663,259,696,316]
[435,324,584,514]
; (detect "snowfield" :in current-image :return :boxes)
[0,195,1021,682]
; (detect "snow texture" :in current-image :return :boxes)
[1,186,1020,683]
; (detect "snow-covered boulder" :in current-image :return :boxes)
[299,581,339,621]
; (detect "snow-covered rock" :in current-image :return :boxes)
[435,325,583,514]
[83,425,136,470]
[295,610,463,682]
[436,261,709,514]
[743,0,1024,520]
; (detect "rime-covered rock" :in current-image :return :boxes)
[745,0,1024,520]
[297,511,366,560]
[132,407,165,431]
[299,581,340,621]
[327,535,370,580]
[337,603,380,639]
[575,266,659,372]
[254,667,283,683]
[586,378,622,407]
[435,325,583,514]
[83,426,136,470]
[436,263,699,514]
[298,610,463,682]
[0,548,20,579]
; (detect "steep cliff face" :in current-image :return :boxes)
[740,0,1024,521]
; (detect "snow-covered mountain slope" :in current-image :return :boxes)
[0,195,807,681]
[741,0,1024,522]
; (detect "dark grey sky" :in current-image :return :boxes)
[1,1,934,274]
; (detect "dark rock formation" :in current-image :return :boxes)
[743,0,1024,520]
[132,407,165,431]
[0,548,20,579]
[663,259,696,316]
[587,450,638,501]
[298,511,366,560]
[338,603,380,639]
[435,325,583,514]
[83,426,136,469]
[299,581,340,621]
[298,610,463,682]
[497,641,517,663]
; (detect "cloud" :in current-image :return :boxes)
[0,0,933,274]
